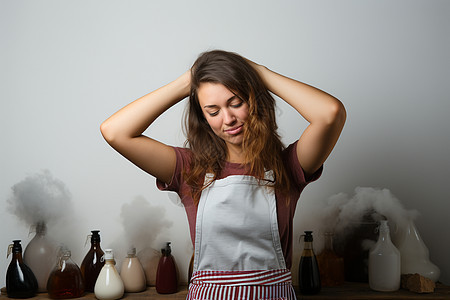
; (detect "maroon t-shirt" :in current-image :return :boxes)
[157,141,322,269]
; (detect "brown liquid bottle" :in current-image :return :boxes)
[47,247,84,299]
[316,232,345,286]
[80,230,105,292]
[155,242,178,294]
[6,240,38,298]
[299,231,321,295]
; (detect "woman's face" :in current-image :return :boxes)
[197,82,249,149]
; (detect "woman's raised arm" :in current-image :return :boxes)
[100,71,191,184]
[250,62,346,177]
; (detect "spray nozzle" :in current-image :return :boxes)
[161,242,172,256]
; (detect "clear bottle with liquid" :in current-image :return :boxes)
[120,247,147,293]
[23,222,55,292]
[46,246,85,299]
[155,242,178,294]
[94,249,124,300]
[368,220,401,292]
[6,240,38,298]
[316,232,345,286]
[298,231,321,295]
[80,230,105,292]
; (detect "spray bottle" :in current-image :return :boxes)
[155,242,178,294]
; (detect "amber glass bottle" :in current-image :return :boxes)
[6,240,38,298]
[316,232,345,286]
[47,248,84,299]
[80,230,105,292]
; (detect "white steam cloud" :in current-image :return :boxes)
[7,170,73,228]
[119,195,173,251]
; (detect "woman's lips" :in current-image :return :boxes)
[225,125,243,135]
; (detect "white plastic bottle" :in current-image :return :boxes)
[120,247,146,293]
[369,220,401,292]
[94,249,124,300]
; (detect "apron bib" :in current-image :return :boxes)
[188,172,296,300]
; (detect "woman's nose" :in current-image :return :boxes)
[223,109,236,125]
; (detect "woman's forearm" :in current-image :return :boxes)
[253,63,344,125]
[100,71,191,145]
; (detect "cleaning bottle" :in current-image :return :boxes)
[298,231,321,295]
[23,222,55,292]
[155,242,178,294]
[80,230,105,292]
[94,249,124,300]
[368,220,401,291]
[6,240,38,298]
[120,247,147,292]
[47,246,84,299]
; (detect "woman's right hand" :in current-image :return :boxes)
[100,71,191,184]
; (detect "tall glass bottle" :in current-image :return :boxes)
[298,231,321,295]
[6,240,38,298]
[23,222,55,292]
[80,230,105,292]
[368,220,401,292]
[120,247,146,292]
[47,247,84,299]
[94,249,124,300]
[316,232,345,286]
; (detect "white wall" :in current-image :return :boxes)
[1,0,449,287]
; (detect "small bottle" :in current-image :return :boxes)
[369,220,401,292]
[298,231,321,295]
[23,222,55,292]
[47,246,85,299]
[6,240,38,298]
[316,232,345,286]
[155,242,178,294]
[120,247,147,293]
[94,249,124,300]
[80,230,105,292]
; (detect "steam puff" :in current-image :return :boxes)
[320,187,418,236]
[120,196,173,251]
[7,170,73,227]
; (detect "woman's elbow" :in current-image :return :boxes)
[100,120,116,145]
[326,99,347,128]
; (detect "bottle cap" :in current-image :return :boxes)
[104,249,114,260]
[304,231,314,242]
[127,247,136,256]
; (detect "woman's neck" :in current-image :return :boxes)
[226,144,245,164]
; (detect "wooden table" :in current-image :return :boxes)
[2,282,450,299]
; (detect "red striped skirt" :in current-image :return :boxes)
[187,269,297,300]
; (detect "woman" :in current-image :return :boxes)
[101,50,346,299]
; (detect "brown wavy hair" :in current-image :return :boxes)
[183,50,291,205]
